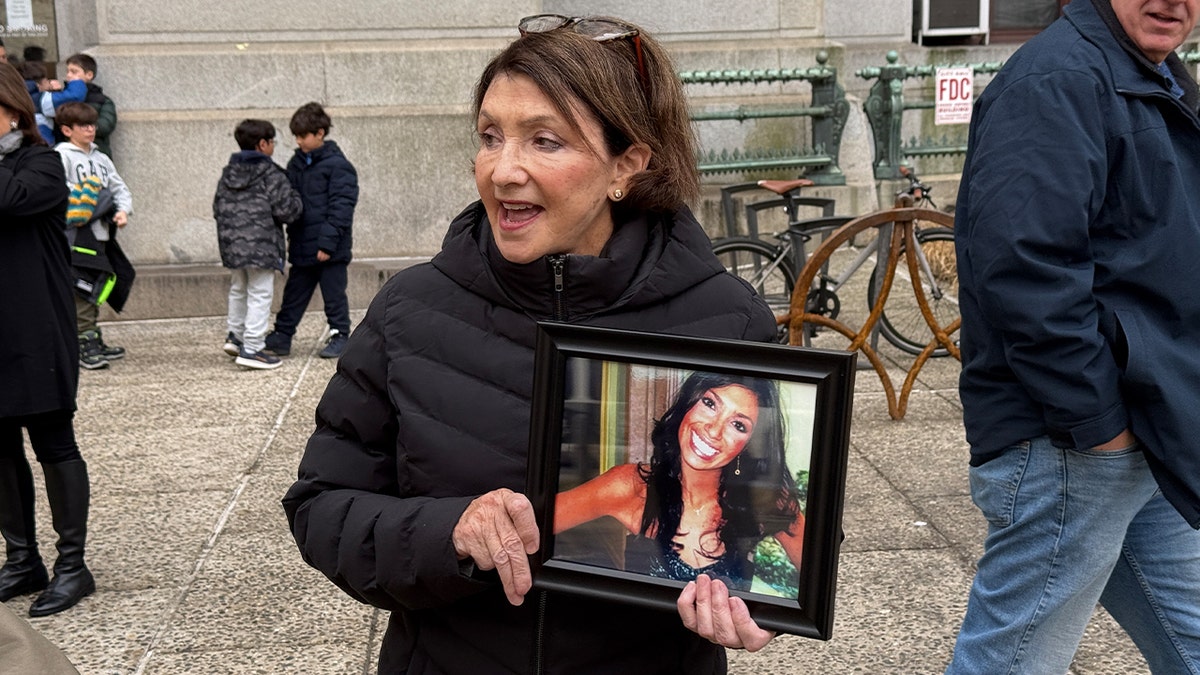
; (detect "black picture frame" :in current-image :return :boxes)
[527,322,856,640]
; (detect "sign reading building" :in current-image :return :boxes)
[935,67,974,125]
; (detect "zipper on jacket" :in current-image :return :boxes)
[533,590,548,675]
[549,255,567,321]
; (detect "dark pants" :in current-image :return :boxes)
[74,296,98,334]
[0,411,81,465]
[273,261,350,337]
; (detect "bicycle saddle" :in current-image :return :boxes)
[756,178,814,195]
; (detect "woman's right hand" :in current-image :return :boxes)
[678,574,776,651]
[451,488,540,606]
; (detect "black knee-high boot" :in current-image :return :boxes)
[29,459,94,617]
[0,455,49,601]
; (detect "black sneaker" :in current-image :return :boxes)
[95,328,125,360]
[319,331,348,359]
[222,332,243,357]
[264,331,291,356]
[78,330,109,370]
[235,348,282,370]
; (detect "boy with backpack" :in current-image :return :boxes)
[54,102,133,370]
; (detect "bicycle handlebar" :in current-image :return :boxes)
[898,165,934,207]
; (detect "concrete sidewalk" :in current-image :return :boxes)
[4,315,1146,674]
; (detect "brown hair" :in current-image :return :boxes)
[19,60,45,83]
[56,101,98,130]
[290,102,331,136]
[472,18,698,212]
[234,118,276,150]
[0,62,44,145]
[66,53,98,76]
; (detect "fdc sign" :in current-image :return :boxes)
[935,67,973,125]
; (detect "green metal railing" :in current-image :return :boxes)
[857,51,1003,180]
[687,47,1196,186]
[680,51,849,185]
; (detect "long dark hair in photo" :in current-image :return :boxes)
[639,371,802,564]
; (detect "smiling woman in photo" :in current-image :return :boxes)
[554,371,805,593]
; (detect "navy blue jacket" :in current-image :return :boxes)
[285,140,358,266]
[956,0,1200,527]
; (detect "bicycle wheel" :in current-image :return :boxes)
[712,237,797,343]
[868,226,958,356]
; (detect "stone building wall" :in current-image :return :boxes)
[49,0,956,267]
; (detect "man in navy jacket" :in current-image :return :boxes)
[948,0,1200,672]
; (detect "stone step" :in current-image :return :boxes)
[99,258,425,322]
[96,173,961,322]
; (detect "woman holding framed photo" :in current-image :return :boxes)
[283,14,782,675]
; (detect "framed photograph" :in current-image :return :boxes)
[527,322,856,639]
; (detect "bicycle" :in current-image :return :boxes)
[865,165,958,355]
[711,167,958,356]
[710,179,849,344]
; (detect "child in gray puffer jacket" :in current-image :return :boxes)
[212,119,302,370]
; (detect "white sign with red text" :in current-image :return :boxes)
[935,67,974,125]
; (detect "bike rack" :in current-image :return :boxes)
[783,195,958,420]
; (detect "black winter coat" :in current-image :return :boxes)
[285,140,357,266]
[283,202,776,675]
[83,83,117,159]
[213,151,302,271]
[0,140,75,418]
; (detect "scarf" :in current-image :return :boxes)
[0,131,22,160]
[1157,62,1186,99]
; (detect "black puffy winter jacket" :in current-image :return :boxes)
[283,201,776,674]
[285,140,358,266]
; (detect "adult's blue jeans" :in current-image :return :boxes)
[946,435,1200,674]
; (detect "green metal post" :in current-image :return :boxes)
[806,51,848,186]
[860,51,907,180]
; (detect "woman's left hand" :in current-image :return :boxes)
[677,574,776,652]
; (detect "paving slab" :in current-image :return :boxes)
[840,450,952,553]
[0,315,1150,673]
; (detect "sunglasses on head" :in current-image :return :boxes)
[517,14,648,96]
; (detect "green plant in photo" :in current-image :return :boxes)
[751,535,799,595]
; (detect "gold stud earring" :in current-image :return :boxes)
[612,188,624,201]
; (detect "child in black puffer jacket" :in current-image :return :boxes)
[265,102,359,360]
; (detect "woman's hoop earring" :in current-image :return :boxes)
[734,456,741,476]
[612,188,624,201]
